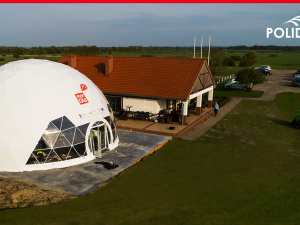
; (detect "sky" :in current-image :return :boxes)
[0,3,300,47]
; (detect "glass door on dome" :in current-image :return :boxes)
[90,123,107,157]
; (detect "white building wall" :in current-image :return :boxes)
[157,99,166,111]
[123,97,166,114]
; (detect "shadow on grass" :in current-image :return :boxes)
[272,119,293,128]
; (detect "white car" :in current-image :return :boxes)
[224,79,253,90]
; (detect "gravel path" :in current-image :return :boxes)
[183,70,300,140]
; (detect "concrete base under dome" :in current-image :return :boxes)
[0,130,171,196]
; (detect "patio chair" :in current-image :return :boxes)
[134,111,141,120]
[119,109,128,120]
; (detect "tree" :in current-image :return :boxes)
[209,48,227,77]
[16,47,25,55]
[236,68,266,85]
[222,57,235,67]
[239,51,258,67]
[13,53,20,58]
[230,55,241,61]
[35,47,45,58]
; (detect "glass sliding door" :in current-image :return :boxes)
[89,122,107,158]
[105,96,122,113]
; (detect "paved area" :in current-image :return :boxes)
[0,130,171,196]
[247,70,300,101]
[183,70,299,140]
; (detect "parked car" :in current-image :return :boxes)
[255,65,271,71]
[256,67,272,75]
[292,77,300,87]
[293,71,300,77]
[255,65,272,75]
[224,79,253,91]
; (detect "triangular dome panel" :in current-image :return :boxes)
[53,132,71,148]
[51,117,63,130]
[73,128,85,145]
[61,116,75,131]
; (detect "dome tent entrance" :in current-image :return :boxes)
[0,59,118,172]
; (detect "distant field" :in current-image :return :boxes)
[0,55,63,66]
[219,50,300,77]
[1,50,299,74]
[226,50,300,69]
[107,50,300,71]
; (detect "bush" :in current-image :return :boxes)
[239,51,258,67]
[0,58,5,61]
[214,96,232,108]
[230,55,241,61]
[140,55,155,57]
[223,57,235,67]
[236,68,267,84]
[1,54,6,57]
[239,61,247,67]
[13,53,20,58]
[270,54,279,57]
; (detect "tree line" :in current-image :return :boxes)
[0,45,174,56]
[0,45,299,57]
[227,45,300,51]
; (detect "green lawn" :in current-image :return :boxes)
[225,50,300,70]
[218,66,241,78]
[214,87,264,98]
[1,50,300,71]
[1,92,300,224]
[216,50,300,77]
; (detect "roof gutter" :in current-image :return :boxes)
[102,92,187,101]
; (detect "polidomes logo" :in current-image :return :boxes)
[267,15,300,38]
[283,15,300,26]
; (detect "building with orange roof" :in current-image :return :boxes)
[58,55,216,125]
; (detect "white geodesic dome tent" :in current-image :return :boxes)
[0,59,118,172]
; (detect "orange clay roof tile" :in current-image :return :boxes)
[58,56,210,100]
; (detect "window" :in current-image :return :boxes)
[105,96,122,113]
[26,116,89,165]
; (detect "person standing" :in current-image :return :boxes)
[214,102,219,117]
[93,130,98,151]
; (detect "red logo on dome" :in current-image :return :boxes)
[80,84,88,91]
[75,93,89,105]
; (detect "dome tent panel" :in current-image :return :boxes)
[0,59,118,172]
[78,123,90,136]
[73,128,86,145]
[61,127,76,145]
